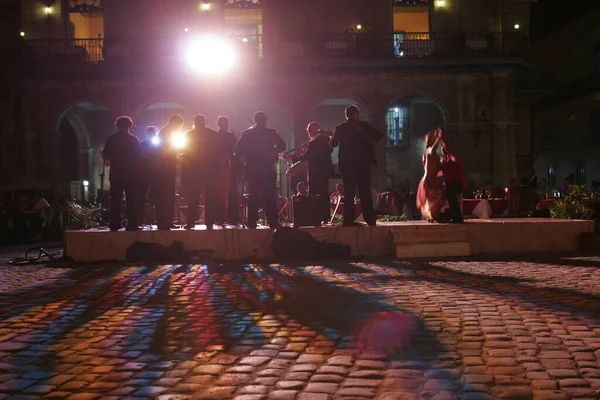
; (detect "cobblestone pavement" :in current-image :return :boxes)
[0,252,599,400]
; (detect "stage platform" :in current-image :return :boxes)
[64,219,594,262]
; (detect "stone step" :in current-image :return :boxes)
[393,227,467,244]
[395,241,471,258]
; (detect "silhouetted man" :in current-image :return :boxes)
[184,114,220,229]
[138,126,157,224]
[103,116,141,231]
[439,129,466,223]
[283,122,333,222]
[216,116,239,224]
[156,115,184,230]
[330,105,383,226]
[235,112,286,229]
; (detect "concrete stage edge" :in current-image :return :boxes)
[64,219,594,262]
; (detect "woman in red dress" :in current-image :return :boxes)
[416,128,449,222]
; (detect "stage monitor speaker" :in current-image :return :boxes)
[293,195,324,228]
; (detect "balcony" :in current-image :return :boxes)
[20,32,527,67]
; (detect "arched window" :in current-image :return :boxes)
[386,106,408,146]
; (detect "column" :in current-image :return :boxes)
[491,70,515,186]
[369,106,389,191]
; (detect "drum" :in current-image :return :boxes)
[286,161,307,177]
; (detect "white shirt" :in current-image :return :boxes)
[34,198,50,219]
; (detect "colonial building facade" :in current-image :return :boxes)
[6,0,537,199]
[529,6,600,189]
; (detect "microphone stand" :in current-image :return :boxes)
[277,140,310,225]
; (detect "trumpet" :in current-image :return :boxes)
[318,129,333,137]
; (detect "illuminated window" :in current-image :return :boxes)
[576,162,586,186]
[386,107,407,146]
[68,0,104,40]
[547,165,557,189]
[393,4,429,33]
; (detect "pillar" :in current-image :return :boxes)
[365,100,389,191]
[491,70,516,186]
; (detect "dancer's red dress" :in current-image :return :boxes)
[416,148,448,222]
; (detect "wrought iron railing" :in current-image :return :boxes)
[21,32,527,65]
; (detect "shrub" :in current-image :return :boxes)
[377,214,409,222]
[550,185,598,225]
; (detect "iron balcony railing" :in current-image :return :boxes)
[21,32,528,65]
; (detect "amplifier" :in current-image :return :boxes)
[293,195,325,228]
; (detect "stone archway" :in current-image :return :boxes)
[135,101,189,134]
[56,101,114,201]
[385,95,446,191]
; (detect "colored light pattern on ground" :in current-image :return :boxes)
[0,255,599,398]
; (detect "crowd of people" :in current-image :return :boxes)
[103,104,385,230]
[0,190,51,243]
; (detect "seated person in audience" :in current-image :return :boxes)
[562,174,575,195]
[31,191,50,240]
[330,183,344,204]
[296,182,308,197]
[371,185,379,208]
[536,178,551,200]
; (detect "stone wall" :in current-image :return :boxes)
[16,65,520,196]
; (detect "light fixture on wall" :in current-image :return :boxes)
[356,24,362,31]
[44,6,52,14]
[436,0,446,7]
[20,31,25,37]
[514,23,520,30]
[200,2,211,11]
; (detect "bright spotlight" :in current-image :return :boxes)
[200,2,211,11]
[151,136,160,146]
[171,132,187,149]
[186,37,237,74]
[394,108,400,113]
[83,180,89,187]
[184,27,189,33]
[242,37,249,43]
[44,6,52,14]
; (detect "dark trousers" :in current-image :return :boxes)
[247,176,278,229]
[109,179,138,230]
[155,173,175,230]
[441,181,464,223]
[187,178,219,228]
[138,180,150,224]
[342,166,376,226]
[308,173,330,222]
[227,172,241,224]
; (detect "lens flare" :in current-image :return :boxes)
[151,136,160,145]
[355,311,417,355]
[172,132,187,149]
[186,37,237,74]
